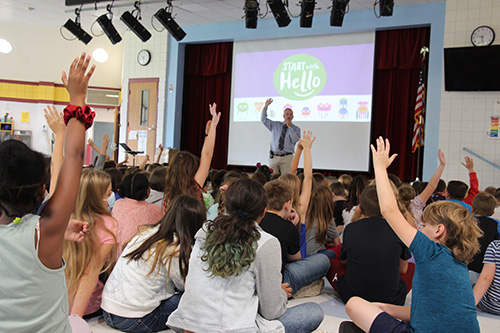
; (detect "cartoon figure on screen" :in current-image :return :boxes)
[339,99,348,119]
[356,101,369,119]
[318,103,331,119]
[237,102,249,120]
[302,107,311,117]
[254,102,264,117]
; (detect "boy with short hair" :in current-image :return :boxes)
[468,192,499,284]
[260,180,330,297]
[330,181,347,234]
[337,185,411,305]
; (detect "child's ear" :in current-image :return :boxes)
[443,189,450,199]
[435,223,446,240]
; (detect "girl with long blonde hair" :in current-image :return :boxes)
[64,169,118,317]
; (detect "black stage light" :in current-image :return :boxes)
[266,0,291,28]
[96,14,122,45]
[330,0,349,27]
[154,8,186,42]
[121,11,152,42]
[300,0,315,28]
[379,0,394,16]
[63,18,93,44]
[244,0,259,29]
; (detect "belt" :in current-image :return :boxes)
[273,152,293,157]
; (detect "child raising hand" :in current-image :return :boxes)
[344,137,481,333]
[0,53,95,332]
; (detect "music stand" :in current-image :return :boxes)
[120,143,144,167]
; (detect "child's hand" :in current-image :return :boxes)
[158,143,164,150]
[299,130,316,151]
[62,52,95,107]
[64,219,89,242]
[102,134,110,151]
[287,208,300,226]
[438,149,446,166]
[87,138,98,150]
[461,156,475,173]
[371,137,398,170]
[44,105,65,136]
[281,282,292,298]
[265,98,273,108]
[209,103,221,127]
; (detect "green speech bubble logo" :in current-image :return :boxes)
[273,54,326,101]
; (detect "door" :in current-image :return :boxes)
[127,79,158,166]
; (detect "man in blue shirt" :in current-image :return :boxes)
[261,98,301,174]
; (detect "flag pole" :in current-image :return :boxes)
[415,46,428,182]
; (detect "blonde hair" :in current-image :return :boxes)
[422,201,482,264]
[64,169,117,305]
[306,185,334,243]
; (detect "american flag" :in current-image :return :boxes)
[412,58,426,153]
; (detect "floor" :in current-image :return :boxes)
[87,278,500,332]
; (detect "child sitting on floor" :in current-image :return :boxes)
[468,192,499,285]
[101,195,206,332]
[344,138,481,333]
[167,179,324,332]
[473,240,500,315]
[337,185,411,306]
[0,53,95,332]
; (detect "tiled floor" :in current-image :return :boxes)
[88,278,500,332]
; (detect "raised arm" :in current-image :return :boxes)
[260,98,273,130]
[289,142,303,175]
[140,154,150,170]
[156,143,164,163]
[418,149,446,203]
[44,105,66,197]
[38,53,95,269]
[371,137,417,247]
[194,103,220,188]
[463,157,479,205]
[298,130,316,221]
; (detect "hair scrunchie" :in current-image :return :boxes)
[234,210,249,219]
[63,104,95,130]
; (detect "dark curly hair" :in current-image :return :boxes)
[0,140,48,217]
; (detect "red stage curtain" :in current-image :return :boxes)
[181,42,232,170]
[372,27,430,181]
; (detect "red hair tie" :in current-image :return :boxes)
[63,105,95,130]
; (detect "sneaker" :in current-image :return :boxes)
[339,321,364,333]
[292,279,324,298]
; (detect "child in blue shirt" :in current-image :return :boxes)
[344,138,482,333]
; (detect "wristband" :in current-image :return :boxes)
[63,105,95,130]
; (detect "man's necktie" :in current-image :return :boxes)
[278,124,287,151]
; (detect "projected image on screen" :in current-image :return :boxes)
[233,44,372,123]
[228,33,375,171]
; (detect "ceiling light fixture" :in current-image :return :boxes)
[121,1,151,42]
[244,0,259,29]
[267,0,291,28]
[300,0,315,28]
[96,4,122,45]
[92,48,109,63]
[0,39,13,54]
[153,1,186,42]
[379,0,394,16]
[331,0,350,27]
[62,7,93,45]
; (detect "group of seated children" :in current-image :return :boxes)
[2,54,500,333]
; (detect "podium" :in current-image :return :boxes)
[120,143,143,167]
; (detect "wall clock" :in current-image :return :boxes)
[471,26,495,47]
[137,49,151,66]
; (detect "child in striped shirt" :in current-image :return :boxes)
[474,240,500,315]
